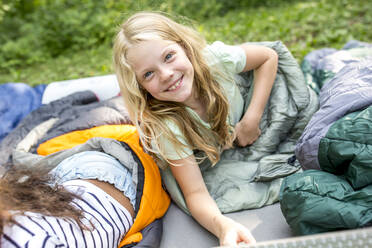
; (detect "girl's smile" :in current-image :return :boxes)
[166,75,183,91]
[127,39,196,107]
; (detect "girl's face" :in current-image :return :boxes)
[127,39,195,106]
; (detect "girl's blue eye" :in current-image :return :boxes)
[144,71,153,79]
[165,53,173,61]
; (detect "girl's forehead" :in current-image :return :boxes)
[130,39,175,52]
[126,39,178,67]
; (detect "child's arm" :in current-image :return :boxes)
[235,44,278,147]
[170,155,256,246]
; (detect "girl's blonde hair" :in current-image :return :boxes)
[113,11,234,168]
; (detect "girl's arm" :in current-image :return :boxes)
[235,44,278,147]
[170,155,256,246]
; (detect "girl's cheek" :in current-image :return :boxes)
[147,84,159,94]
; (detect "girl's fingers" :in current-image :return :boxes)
[239,229,256,244]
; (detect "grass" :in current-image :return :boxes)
[0,0,370,86]
[2,45,113,85]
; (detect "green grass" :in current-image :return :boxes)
[0,0,370,86]
[2,45,113,85]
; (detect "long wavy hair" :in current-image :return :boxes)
[0,166,87,237]
[114,12,234,168]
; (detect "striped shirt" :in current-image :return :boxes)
[1,180,133,248]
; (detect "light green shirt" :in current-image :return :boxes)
[155,41,247,160]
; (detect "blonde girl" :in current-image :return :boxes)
[114,11,277,246]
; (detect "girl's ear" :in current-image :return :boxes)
[0,209,11,220]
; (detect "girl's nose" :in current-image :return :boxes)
[159,66,173,83]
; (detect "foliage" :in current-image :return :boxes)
[200,0,372,60]
[0,0,122,69]
[0,0,371,85]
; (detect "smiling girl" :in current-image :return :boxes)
[114,11,277,246]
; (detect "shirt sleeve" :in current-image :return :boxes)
[151,120,193,161]
[205,41,247,74]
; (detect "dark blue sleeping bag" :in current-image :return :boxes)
[0,83,46,142]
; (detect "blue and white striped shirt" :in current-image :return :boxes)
[1,180,133,248]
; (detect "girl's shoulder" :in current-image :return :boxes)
[2,212,66,247]
[203,41,246,74]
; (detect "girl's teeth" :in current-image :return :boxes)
[169,80,181,91]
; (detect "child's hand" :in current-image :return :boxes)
[218,216,256,246]
[234,118,261,147]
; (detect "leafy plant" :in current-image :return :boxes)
[0,0,370,85]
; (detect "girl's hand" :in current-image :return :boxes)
[218,216,256,246]
[234,117,261,147]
